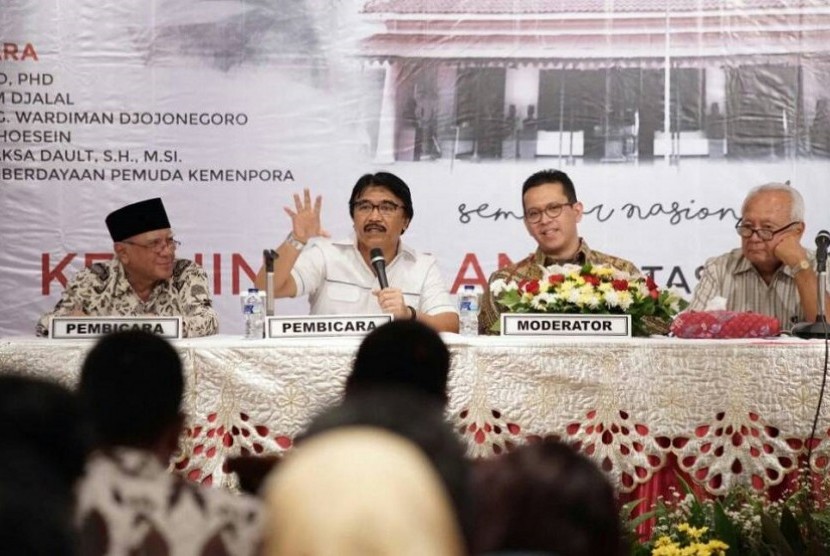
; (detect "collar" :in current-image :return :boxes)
[113,259,170,298]
[333,236,417,263]
[536,238,590,267]
[731,249,789,278]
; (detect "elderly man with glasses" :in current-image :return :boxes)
[688,183,827,330]
[479,169,644,334]
[256,172,458,332]
[37,198,218,337]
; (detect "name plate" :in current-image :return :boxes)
[267,314,393,338]
[500,313,631,337]
[50,316,182,339]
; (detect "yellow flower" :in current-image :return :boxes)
[677,523,708,540]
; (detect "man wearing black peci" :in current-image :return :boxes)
[37,198,218,337]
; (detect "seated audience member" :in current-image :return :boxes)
[346,319,451,405]
[37,198,218,337]
[75,330,261,556]
[473,440,623,556]
[689,183,828,330]
[0,374,93,556]
[263,427,465,556]
[302,389,472,546]
[479,169,647,334]
[255,173,459,332]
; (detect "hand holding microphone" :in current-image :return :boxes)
[370,248,411,319]
[370,248,389,289]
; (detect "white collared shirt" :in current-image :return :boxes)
[291,237,457,316]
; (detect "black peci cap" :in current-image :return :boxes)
[105,198,171,242]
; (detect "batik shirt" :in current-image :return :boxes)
[75,448,262,556]
[478,240,642,334]
[36,258,218,337]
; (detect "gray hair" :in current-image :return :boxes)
[742,182,805,222]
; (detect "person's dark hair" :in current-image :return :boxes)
[346,320,450,405]
[0,374,91,555]
[79,330,183,448]
[521,169,577,204]
[301,389,472,549]
[0,373,91,486]
[348,172,414,221]
[473,440,623,556]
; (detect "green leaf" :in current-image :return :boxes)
[761,512,796,556]
[780,506,807,554]
[713,501,741,556]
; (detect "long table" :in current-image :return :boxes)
[2,335,829,499]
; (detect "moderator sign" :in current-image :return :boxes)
[50,316,182,339]
[267,314,393,338]
[500,313,631,337]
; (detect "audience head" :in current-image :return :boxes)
[0,373,91,486]
[521,169,584,258]
[346,319,451,404]
[302,389,471,542]
[79,330,184,457]
[473,440,623,556]
[0,373,91,555]
[264,427,465,556]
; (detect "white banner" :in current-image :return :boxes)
[2,0,830,336]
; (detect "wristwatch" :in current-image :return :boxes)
[407,305,417,320]
[284,232,306,251]
[789,259,811,275]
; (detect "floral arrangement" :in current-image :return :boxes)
[624,473,830,555]
[490,263,687,336]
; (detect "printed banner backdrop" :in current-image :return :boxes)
[2,0,830,336]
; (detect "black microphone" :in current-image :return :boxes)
[816,230,830,270]
[369,248,389,289]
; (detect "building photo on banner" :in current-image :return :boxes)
[4,0,830,552]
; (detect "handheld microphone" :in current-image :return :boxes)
[369,248,389,289]
[263,249,278,316]
[816,230,830,269]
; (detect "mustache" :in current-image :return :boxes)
[363,223,387,232]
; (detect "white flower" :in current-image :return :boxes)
[529,292,557,310]
[490,278,510,296]
[604,290,621,308]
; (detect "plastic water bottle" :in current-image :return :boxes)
[242,288,264,339]
[458,284,480,336]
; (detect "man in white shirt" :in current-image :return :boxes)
[256,172,458,332]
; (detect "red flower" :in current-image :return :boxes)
[650,289,660,300]
[525,280,541,294]
[549,274,565,285]
[582,274,600,287]
[612,279,629,291]
[645,276,658,291]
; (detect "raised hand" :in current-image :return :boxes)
[283,188,329,243]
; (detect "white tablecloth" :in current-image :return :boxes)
[2,334,828,495]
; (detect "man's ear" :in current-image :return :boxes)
[113,242,128,263]
[573,201,584,223]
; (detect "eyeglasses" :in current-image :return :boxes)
[351,200,403,216]
[524,202,575,224]
[122,237,181,253]
[735,221,800,241]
